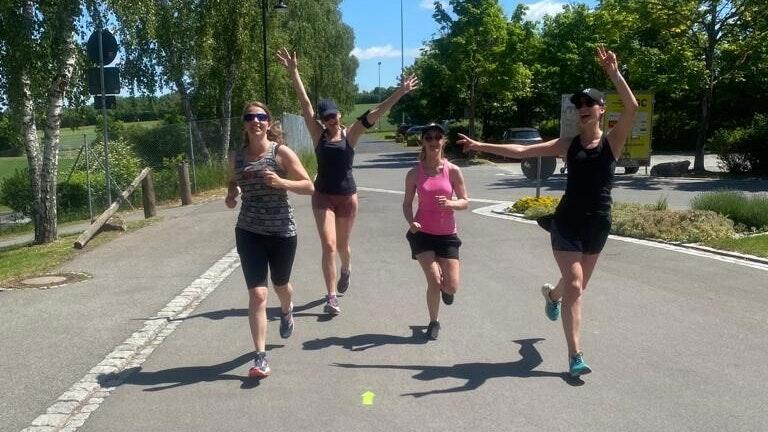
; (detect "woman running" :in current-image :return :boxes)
[277,47,418,316]
[403,123,469,340]
[458,46,638,376]
[226,101,314,378]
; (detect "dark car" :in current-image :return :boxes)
[404,125,426,146]
[395,123,412,143]
[502,127,543,145]
[501,127,557,180]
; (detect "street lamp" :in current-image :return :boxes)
[399,0,405,124]
[261,0,288,105]
[377,61,382,131]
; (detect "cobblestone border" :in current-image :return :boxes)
[21,249,241,432]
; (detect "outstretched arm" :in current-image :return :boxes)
[347,74,419,147]
[457,134,569,159]
[277,48,323,144]
[598,46,638,159]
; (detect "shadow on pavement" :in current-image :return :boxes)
[355,151,418,170]
[333,338,581,396]
[98,346,285,392]
[303,325,428,351]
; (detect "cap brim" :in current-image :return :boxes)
[421,125,446,135]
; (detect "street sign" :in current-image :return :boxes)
[93,95,117,109]
[87,67,120,95]
[86,29,118,65]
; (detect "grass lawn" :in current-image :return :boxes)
[344,104,398,132]
[0,218,158,286]
[0,156,27,183]
[701,234,768,258]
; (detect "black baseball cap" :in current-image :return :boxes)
[570,88,605,106]
[421,123,446,136]
[317,98,339,117]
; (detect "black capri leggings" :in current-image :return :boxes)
[235,227,297,288]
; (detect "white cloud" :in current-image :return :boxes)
[351,45,423,60]
[419,0,448,10]
[524,0,566,21]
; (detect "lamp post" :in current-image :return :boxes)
[377,61,382,131]
[261,0,288,105]
[400,0,405,124]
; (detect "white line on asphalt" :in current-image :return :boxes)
[22,249,241,432]
[357,186,505,204]
[473,202,768,272]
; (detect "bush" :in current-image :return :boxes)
[509,195,560,215]
[709,114,768,175]
[124,122,189,168]
[0,169,33,215]
[691,191,768,231]
[612,202,735,242]
[536,118,560,139]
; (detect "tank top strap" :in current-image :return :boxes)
[441,160,450,177]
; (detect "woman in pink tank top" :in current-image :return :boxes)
[403,123,469,340]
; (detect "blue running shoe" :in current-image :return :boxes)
[569,352,592,377]
[279,303,294,339]
[541,283,561,321]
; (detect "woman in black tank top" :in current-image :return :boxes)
[458,46,638,378]
[278,48,418,315]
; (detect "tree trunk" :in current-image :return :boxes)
[693,1,719,174]
[175,78,211,162]
[220,63,235,162]
[693,83,713,173]
[468,77,476,138]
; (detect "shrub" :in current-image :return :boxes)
[691,191,768,231]
[509,195,560,215]
[709,114,768,175]
[124,122,188,168]
[612,202,735,243]
[0,169,33,216]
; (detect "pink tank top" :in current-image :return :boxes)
[415,160,457,235]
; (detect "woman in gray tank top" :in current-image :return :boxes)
[278,48,418,316]
[458,46,638,379]
[226,101,314,379]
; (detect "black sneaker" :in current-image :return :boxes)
[279,303,294,339]
[426,320,441,340]
[440,290,454,305]
[337,271,351,294]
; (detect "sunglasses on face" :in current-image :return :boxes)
[423,134,443,142]
[573,98,599,109]
[322,113,337,122]
[243,112,270,122]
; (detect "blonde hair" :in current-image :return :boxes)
[241,101,284,148]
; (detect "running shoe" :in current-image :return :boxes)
[569,352,592,377]
[248,352,271,378]
[279,303,294,339]
[440,289,454,305]
[324,294,341,315]
[541,283,561,321]
[337,270,351,294]
[426,320,441,340]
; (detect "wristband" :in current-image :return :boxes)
[357,110,375,129]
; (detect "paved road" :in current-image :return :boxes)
[3,138,767,432]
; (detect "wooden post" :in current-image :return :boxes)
[179,162,193,206]
[141,169,156,218]
[75,168,151,249]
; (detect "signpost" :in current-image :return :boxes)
[86,28,120,204]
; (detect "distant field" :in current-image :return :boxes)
[344,104,398,132]
[59,120,162,150]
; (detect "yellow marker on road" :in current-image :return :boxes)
[361,391,375,406]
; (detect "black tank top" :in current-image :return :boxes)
[314,129,356,195]
[555,134,615,220]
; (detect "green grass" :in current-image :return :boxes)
[344,104,398,132]
[0,157,27,183]
[702,234,768,258]
[0,218,159,286]
[691,191,768,231]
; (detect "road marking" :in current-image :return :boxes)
[473,202,768,272]
[22,249,241,432]
[361,390,376,406]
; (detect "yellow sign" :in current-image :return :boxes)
[602,92,654,165]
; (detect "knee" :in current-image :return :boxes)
[441,277,459,294]
[562,278,584,300]
[248,288,268,305]
[321,242,336,256]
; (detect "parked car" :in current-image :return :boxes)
[405,125,426,146]
[395,123,412,143]
[501,127,556,181]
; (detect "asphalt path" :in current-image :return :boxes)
[4,137,767,432]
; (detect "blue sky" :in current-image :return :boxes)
[340,0,596,91]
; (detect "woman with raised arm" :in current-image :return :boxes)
[277,48,418,316]
[458,46,638,377]
[226,101,314,379]
[403,123,469,340]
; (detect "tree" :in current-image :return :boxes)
[0,0,82,244]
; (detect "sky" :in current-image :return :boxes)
[340,0,597,91]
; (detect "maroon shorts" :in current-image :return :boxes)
[311,192,358,218]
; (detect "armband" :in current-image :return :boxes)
[357,110,375,129]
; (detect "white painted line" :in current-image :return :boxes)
[357,186,506,204]
[22,249,241,432]
[474,202,768,272]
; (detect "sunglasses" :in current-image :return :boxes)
[322,113,337,122]
[243,112,270,122]
[423,134,443,142]
[573,98,599,109]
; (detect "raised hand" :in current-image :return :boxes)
[597,45,618,76]
[456,133,479,153]
[400,74,419,94]
[276,48,298,72]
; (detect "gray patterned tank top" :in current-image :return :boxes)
[234,142,296,237]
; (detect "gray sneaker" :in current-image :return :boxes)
[279,303,294,339]
[337,271,351,294]
[426,320,441,340]
[248,352,271,378]
[541,283,561,321]
[324,294,341,315]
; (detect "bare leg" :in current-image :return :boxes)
[552,250,584,356]
[437,257,460,295]
[313,208,337,296]
[335,195,358,275]
[416,252,441,322]
[273,282,294,313]
[248,286,269,352]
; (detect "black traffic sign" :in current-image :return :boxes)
[93,95,117,109]
[86,29,118,65]
[87,67,120,95]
